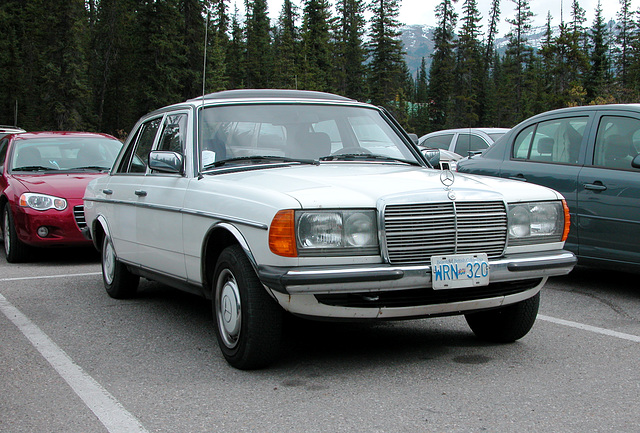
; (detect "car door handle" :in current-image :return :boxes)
[102,189,113,195]
[583,182,607,192]
[134,190,147,197]
[508,174,527,182]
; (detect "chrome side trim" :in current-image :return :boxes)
[84,197,268,230]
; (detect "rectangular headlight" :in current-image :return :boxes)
[508,201,565,245]
[296,210,379,256]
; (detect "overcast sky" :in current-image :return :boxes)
[255,0,638,36]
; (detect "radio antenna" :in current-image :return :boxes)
[202,11,210,105]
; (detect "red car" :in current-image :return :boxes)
[1,131,123,262]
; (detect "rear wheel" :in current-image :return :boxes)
[213,244,283,369]
[3,204,30,263]
[465,292,540,343]
[102,234,139,299]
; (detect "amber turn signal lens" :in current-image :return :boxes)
[269,210,297,257]
[561,200,570,242]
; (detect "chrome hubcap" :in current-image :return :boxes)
[102,238,115,284]
[216,269,241,349]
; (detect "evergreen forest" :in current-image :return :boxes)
[0,0,639,139]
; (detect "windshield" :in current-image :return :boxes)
[10,136,123,172]
[198,103,420,169]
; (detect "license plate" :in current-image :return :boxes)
[431,253,490,290]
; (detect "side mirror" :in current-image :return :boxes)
[421,148,440,169]
[149,150,184,174]
[633,154,640,169]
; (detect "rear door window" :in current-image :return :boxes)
[593,115,640,170]
[512,117,587,164]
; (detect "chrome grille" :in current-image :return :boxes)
[383,201,507,265]
[73,205,86,229]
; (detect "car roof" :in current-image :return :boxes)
[187,89,355,103]
[420,128,510,138]
[10,131,120,143]
[0,126,25,134]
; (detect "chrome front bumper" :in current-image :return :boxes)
[258,250,577,295]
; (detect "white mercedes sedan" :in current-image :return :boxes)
[84,89,576,369]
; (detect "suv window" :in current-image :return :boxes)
[454,133,487,155]
[421,134,454,150]
[594,115,640,170]
[513,117,587,164]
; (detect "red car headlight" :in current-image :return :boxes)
[19,193,67,211]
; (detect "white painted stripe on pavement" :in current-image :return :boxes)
[0,272,101,282]
[0,293,148,433]
[539,314,640,343]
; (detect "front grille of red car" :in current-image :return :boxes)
[73,205,86,229]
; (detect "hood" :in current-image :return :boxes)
[12,172,107,200]
[213,163,562,208]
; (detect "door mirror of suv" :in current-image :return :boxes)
[149,150,184,174]
[632,154,640,169]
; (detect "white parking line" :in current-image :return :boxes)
[0,293,149,433]
[539,314,640,343]
[0,272,101,282]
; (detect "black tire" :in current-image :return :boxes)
[213,244,283,370]
[101,234,139,299]
[465,292,540,343]
[2,204,30,263]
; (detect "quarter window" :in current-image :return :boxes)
[593,115,640,170]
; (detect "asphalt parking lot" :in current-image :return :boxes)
[1,248,639,433]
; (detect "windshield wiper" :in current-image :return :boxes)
[12,165,58,172]
[204,155,319,169]
[319,154,420,166]
[72,166,111,171]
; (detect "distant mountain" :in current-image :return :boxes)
[400,23,581,78]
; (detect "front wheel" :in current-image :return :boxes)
[213,244,283,369]
[3,204,30,263]
[465,292,540,343]
[102,234,139,299]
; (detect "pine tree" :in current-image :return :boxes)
[614,0,635,94]
[245,0,272,88]
[585,1,612,101]
[452,0,483,127]
[39,0,92,130]
[478,0,500,125]
[272,0,301,89]
[299,0,333,91]
[227,6,246,89]
[89,0,139,135]
[501,0,534,123]
[427,0,457,130]
[334,0,368,99]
